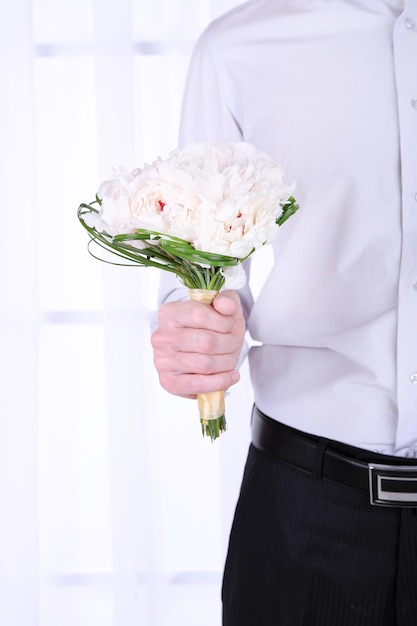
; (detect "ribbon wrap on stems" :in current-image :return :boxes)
[188,288,227,441]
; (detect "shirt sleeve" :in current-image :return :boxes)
[157,26,254,331]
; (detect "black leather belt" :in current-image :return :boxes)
[251,405,417,508]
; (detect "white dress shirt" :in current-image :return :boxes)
[160,0,417,456]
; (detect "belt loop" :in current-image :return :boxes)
[313,438,330,480]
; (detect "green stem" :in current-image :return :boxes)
[201,415,227,442]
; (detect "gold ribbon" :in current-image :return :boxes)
[188,289,226,438]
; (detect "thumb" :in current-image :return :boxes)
[212,290,242,317]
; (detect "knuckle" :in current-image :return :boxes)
[150,330,159,349]
[194,353,215,375]
[189,306,206,327]
[195,331,216,354]
[157,303,171,326]
[152,351,164,371]
[150,330,166,351]
[158,371,177,394]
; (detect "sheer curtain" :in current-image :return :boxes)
[0,1,256,625]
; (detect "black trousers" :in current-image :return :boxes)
[222,443,417,626]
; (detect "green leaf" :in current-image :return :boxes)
[276,196,299,226]
[77,192,299,290]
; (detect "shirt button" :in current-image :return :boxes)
[405,448,417,458]
[412,99,417,110]
[410,372,417,384]
[405,17,415,29]
[413,281,417,291]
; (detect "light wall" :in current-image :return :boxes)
[0,1,253,625]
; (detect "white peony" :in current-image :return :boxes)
[96,141,295,259]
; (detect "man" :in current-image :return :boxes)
[151,0,417,623]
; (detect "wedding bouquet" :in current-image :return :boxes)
[77,141,298,440]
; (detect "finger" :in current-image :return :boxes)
[153,326,241,356]
[157,369,241,397]
[157,299,236,333]
[154,349,240,377]
[212,289,242,317]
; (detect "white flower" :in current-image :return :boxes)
[97,142,294,256]
[92,141,297,288]
[221,264,247,290]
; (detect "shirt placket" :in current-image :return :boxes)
[394,0,417,454]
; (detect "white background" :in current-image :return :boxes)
[0,1,262,625]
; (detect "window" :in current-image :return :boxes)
[0,1,251,625]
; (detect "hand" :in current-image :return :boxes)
[151,290,246,398]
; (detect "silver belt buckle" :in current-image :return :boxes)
[369,463,417,507]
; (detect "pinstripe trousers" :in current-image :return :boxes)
[222,443,417,626]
